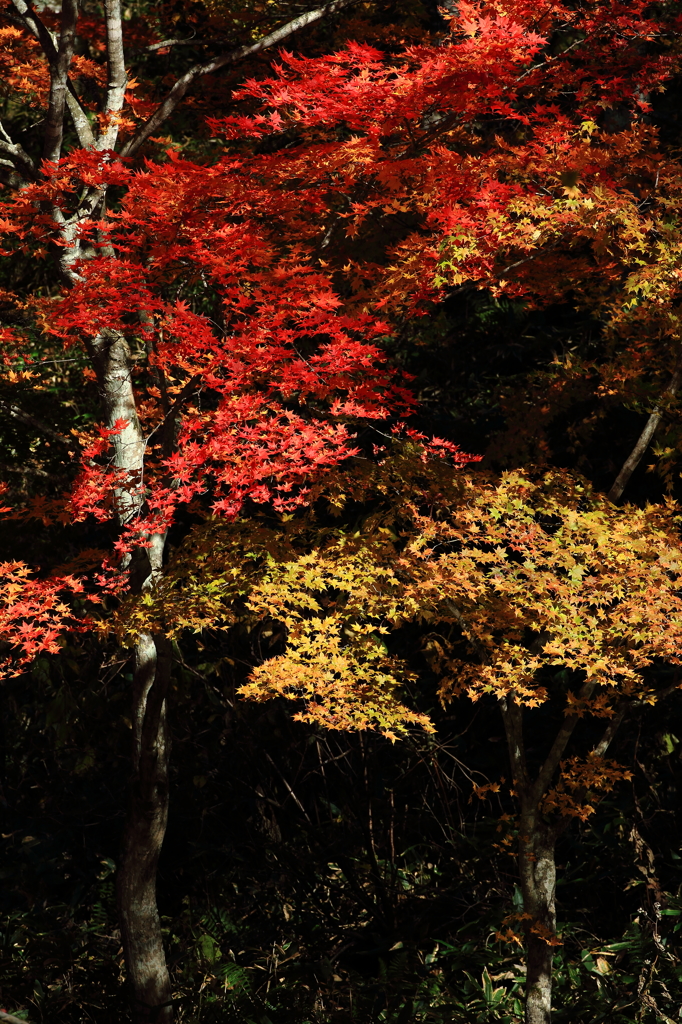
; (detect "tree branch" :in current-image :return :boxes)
[64,89,96,148]
[11,0,58,62]
[43,0,78,163]
[10,0,95,149]
[98,0,127,151]
[547,702,630,842]
[121,0,364,158]
[499,694,530,794]
[136,36,219,52]
[592,704,627,758]
[530,678,596,806]
[0,398,71,444]
[608,367,681,503]
[0,118,36,178]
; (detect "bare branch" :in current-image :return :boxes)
[43,0,78,163]
[592,704,627,758]
[263,750,313,823]
[65,91,96,148]
[647,677,682,703]
[547,702,629,842]
[608,367,681,503]
[136,36,218,52]
[0,118,37,178]
[121,0,363,158]
[11,0,58,61]
[0,398,71,444]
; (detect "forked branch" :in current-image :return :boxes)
[43,0,78,162]
[121,0,364,157]
[10,0,95,149]
[530,678,597,806]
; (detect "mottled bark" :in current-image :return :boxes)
[7,2,367,1018]
[519,822,557,1024]
[117,631,174,1023]
[89,327,174,1021]
[87,328,146,526]
[42,0,78,163]
[499,689,628,1024]
[499,693,571,1024]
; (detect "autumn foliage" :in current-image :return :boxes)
[1,0,682,1021]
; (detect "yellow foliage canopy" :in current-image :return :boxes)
[239,465,682,736]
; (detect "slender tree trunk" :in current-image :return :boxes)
[499,696,565,1024]
[1,4,374,1018]
[88,329,175,1022]
[518,818,557,1024]
[117,631,174,1023]
[116,538,175,1023]
[498,693,627,1024]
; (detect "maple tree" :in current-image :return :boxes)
[195,2,682,1021]
[1,0,682,1022]
[0,0,403,1020]
[219,0,682,488]
[235,454,682,1022]
[0,150,401,1013]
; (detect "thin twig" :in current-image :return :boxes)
[263,750,312,823]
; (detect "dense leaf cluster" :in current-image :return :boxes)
[0,0,681,1022]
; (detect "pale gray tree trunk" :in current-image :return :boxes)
[1,1,369,1018]
[498,690,628,1024]
[88,331,175,1021]
[519,820,557,1024]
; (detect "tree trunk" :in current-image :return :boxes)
[498,692,629,1024]
[519,820,557,1024]
[87,328,175,1022]
[117,630,174,1023]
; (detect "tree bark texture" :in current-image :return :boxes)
[0,2,375,1018]
[519,820,557,1024]
[89,328,174,1021]
[5,2,377,1017]
[117,631,174,1023]
[499,696,563,1024]
[498,689,628,1024]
